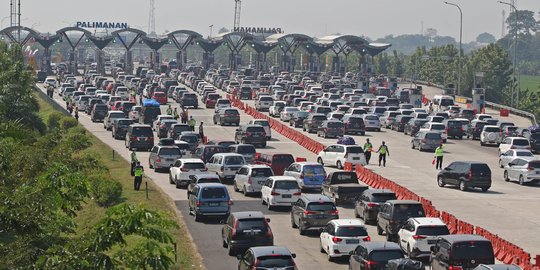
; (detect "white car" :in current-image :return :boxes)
[255,96,274,111]
[45,78,57,87]
[317,144,366,169]
[473,113,493,121]
[129,106,142,122]
[320,219,371,260]
[480,125,502,146]
[498,137,531,155]
[206,153,246,181]
[499,149,535,168]
[248,119,272,139]
[261,176,301,210]
[380,111,401,129]
[362,114,381,132]
[504,159,540,185]
[269,101,286,117]
[419,122,448,142]
[103,111,126,130]
[168,158,207,188]
[397,217,450,258]
[215,98,231,110]
[234,165,274,195]
[280,107,299,122]
[153,115,174,131]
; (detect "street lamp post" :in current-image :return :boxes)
[443,1,462,96]
[498,1,518,107]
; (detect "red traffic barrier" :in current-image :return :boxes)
[500,109,509,117]
[296,157,307,162]
[343,162,353,172]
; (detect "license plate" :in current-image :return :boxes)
[282,194,292,198]
[353,157,360,160]
[166,158,174,161]
[208,202,219,206]
[346,239,360,244]
[315,215,325,219]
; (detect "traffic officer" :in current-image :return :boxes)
[130,150,138,176]
[376,141,390,167]
[363,138,373,165]
[133,161,144,191]
[166,104,173,116]
[173,108,179,120]
[188,116,196,131]
[74,107,79,122]
[434,144,444,170]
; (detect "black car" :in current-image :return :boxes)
[437,161,491,192]
[354,189,397,224]
[317,120,344,138]
[444,119,465,139]
[376,200,425,241]
[526,132,540,153]
[431,235,494,270]
[112,118,134,139]
[289,111,309,128]
[221,211,273,255]
[86,98,104,114]
[237,246,297,270]
[168,123,191,139]
[391,115,413,132]
[303,113,327,133]
[239,86,252,100]
[291,194,338,235]
[349,242,404,270]
[404,118,428,136]
[235,125,267,148]
[467,121,488,140]
[342,115,366,135]
[180,93,198,109]
[90,104,108,122]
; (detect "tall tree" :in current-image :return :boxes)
[476,32,496,44]
[506,10,539,36]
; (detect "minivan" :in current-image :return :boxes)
[284,162,326,190]
[188,183,231,222]
[207,153,247,182]
[444,119,465,139]
[254,153,295,176]
[431,235,494,270]
[233,165,274,195]
[125,124,154,151]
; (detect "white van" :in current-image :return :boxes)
[433,95,455,110]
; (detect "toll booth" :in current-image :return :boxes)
[410,86,423,108]
[389,77,398,91]
[472,88,485,113]
[444,83,455,96]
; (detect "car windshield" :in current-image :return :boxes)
[183,162,205,169]
[416,226,450,236]
[256,256,295,268]
[369,250,404,262]
[254,121,269,126]
[303,165,325,175]
[371,193,397,203]
[274,180,299,189]
[425,133,442,139]
[224,156,245,165]
[237,145,256,154]
[159,148,181,156]
[451,242,494,260]
[336,226,368,237]
[200,187,227,199]
[513,139,529,146]
[307,202,336,211]
[252,168,274,177]
[394,204,425,219]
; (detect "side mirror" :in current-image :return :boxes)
[508,163,514,167]
[291,253,296,258]
[266,218,271,223]
[236,254,242,260]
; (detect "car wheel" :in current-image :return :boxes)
[437,176,446,187]
[227,243,235,256]
[519,175,525,185]
[317,157,324,166]
[504,171,510,182]
[480,141,485,146]
[336,160,343,169]
[290,214,297,228]
[267,201,273,210]
[459,181,467,191]
[298,223,306,235]
[481,187,490,192]
[376,223,383,235]
[320,240,325,253]
[386,231,393,241]
[233,181,239,192]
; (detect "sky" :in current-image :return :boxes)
[1,0,538,42]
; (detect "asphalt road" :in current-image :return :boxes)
[37,79,537,269]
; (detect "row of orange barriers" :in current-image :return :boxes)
[347,162,539,270]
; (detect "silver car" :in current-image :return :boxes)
[504,159,540,185]
[362,114,381,132]
[148,145,183,172]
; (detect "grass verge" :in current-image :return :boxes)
[35,93,204,269]
[520,75,540,92]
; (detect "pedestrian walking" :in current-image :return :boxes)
[74,107,79,122]
[173,108,179,120]
[363,138,373,165]
[199,121,205,141]
[434,144,444,170]
[188,116,196,131]
[376,141,390,167]
[166,104,173,116]
[130,150,138,176]
[133,161,144,191]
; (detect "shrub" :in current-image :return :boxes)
[60,116,78,130]
[92,177,123,207]
[47,112,63,129]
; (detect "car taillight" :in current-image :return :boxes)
[331,237,342,243]
[366,260,379,270]
[271,190,280,196]
[449,266,463,270]
[329,210,339,215]
[467,171,472,180]
[303,210,316,215]
[412,235,426,240]
[180,168,189,172]
[299,173,304,179]
[228,199,233,205]
[156,158,161,163]
[131,137,137,141]
[363,236,371,241]
[196,200,200,207]
[293,192,301,196]
[367,202,377,207]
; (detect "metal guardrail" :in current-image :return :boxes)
[403,79,537,126]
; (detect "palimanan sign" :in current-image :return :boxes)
[76,21,129,29]
[233,27,283,34]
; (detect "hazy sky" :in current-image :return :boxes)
[1,0,538,42]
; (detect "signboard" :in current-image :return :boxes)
[233,27,283,34]
[76,21,129,29]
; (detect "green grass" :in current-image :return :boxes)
[520,75,540,92]
[35,93,204,270]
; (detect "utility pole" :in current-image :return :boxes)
[234,0,242,30]
[148,0,156,35]
[498,1,518,107]
[443,1,462,96]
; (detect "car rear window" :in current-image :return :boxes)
[447,121,462,128]
[252,168,274,177]
[180,135,198,143]
[336,226,368,237]
[237,145,256,154]
[154,92,165,97]
[312,115,327,121]
[183,162,205,169]
[371,193,397,203]
[365,115,379,121]
[307,202,336,211]
[416,226,450,236]
[415,120,428,126]
[200,187,227,199]
[159,148,181,156]
[132,127,153,136]
[260,96,273,101]
[224,156,245,165]
[117,120,133,127]
[246,126,265,133]
[513,139,529,146]
[374,108,386,114]
[175,143,190,150]
[253,121,269,127]
[369,250,404,262]
[184,93,196,98]
[274,180,299,189]
[272,155,295,164]
[303,165,325,175]
[400,116,413,122]
[237,218,268,233]
[225,110,239,115]
[326,122,343,128]
[451,241,494,260]
[256,256,295,268]
[471,163,491,175]
[516,151,534,157]
[393,204,425,219]
[346,146,364,154]
[431,125,445,130]
[425,133,442,139]
[528,161,540,168]
[484,127,500,132]
[197,177,220,184]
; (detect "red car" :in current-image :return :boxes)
[152,91,167,105]
[205,93,220,108]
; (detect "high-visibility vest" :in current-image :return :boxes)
[134,166,144,177]
[364,143,373,152]
[379,145,388,154]
[435,147,444,157]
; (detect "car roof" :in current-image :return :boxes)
[410,217,446,226]
[507,137,528,141]
[195,183,225,188]
[386,200,422,205]
[250,246,293,257]
[232,211,265,220]
[242,164,271,169]
[267,176,297,181]
[302,194,332,202]
[363,189,395,195]
[179,158,204,163]
[331,219,365,227]
[213,153,244,157]
[295,162,321,166]
[362,241,401,251]
[439,234,489,243]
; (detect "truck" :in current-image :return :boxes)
[140,99,162,125]
[321,171,369,206]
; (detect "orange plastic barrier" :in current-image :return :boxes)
[295,157,307,162]
[500,109,509,117]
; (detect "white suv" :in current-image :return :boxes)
[317,144,366,169]
[319,219,371,260]
[261,176,301,210]
[498,137,531,155]
[397,217,450,258]
[206,153,246,181]
[168,158,207,189]
[480,125,502,146]
[419,122,448,142]
[248,119,272,140]
[255,95,274,112]
[233,165,274,196]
